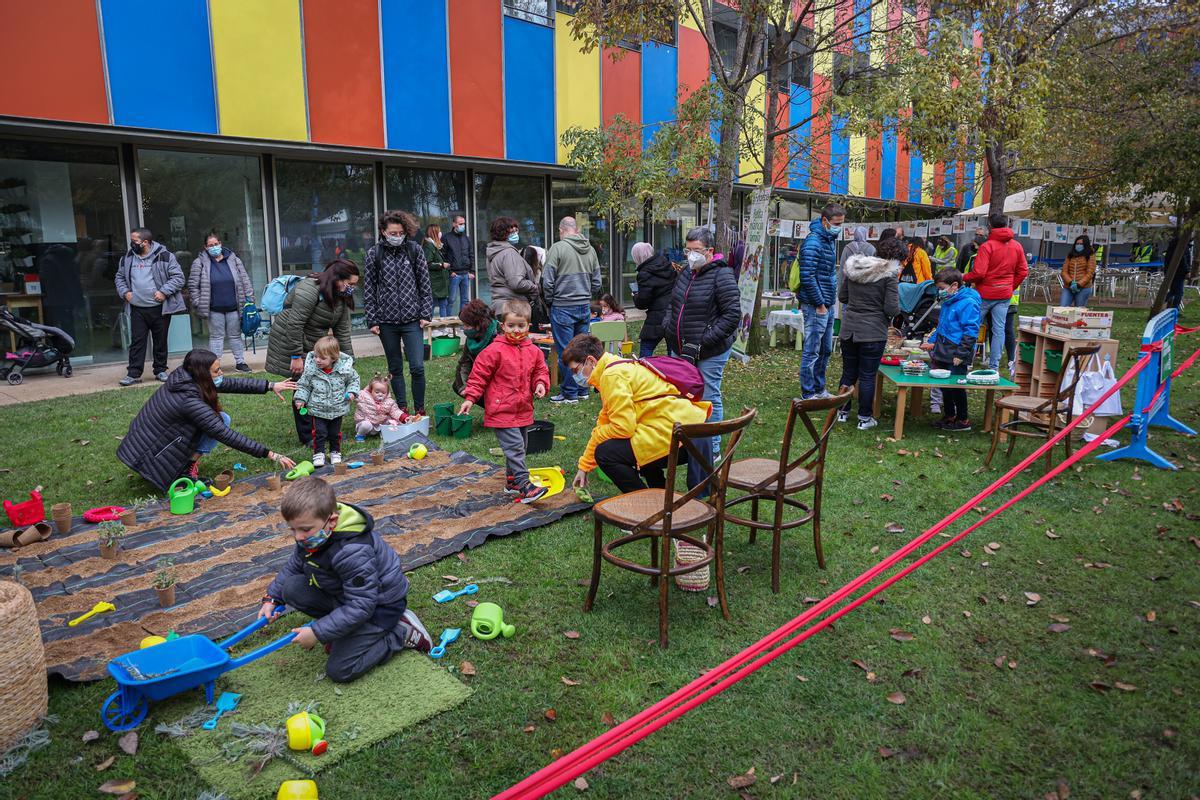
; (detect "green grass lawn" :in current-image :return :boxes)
[2,303,1198,800]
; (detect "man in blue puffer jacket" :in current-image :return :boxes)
[799,203,846,398]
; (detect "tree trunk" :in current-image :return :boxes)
[1148,211,1191,318]
[745,86,782,357]
[984,143,1008,221]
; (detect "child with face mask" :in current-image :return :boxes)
[353,375,407,440]
[294,335,361,467]
[458,299,551,503]
[920,268,981,432]
[259,477,431,682]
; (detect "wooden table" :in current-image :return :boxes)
[531,334,558,387]
[423,316,463,349]
[872,364,1018,440]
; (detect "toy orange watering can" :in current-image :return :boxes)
[277,780,318,799]
[286,711,327,754]
[69,601,116,627]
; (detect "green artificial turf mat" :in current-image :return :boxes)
[171,642,471,799]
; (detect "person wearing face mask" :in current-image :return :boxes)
[920,268,981,432]
[118,349,297,490]
[1059,235,1097,307]
[453,299,500,397]
[956,227,987,273]
[631,242,679,357]
[266,258,360,444]
[965,214,1029,372]
[188,232,255,373]
[115,227,186,386]
[664,226,740,456]
[797,203,847,399]
[486,216,538,315]
[442,213,475,315]
[931,236,958,270]
[363,210,433,417]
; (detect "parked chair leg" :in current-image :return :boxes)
[985,409,1003,466]
[583,515,603,612]
[771,495,785,594]
[714,521,730,621]
[812,479,826,570]
[749,497,758,544]
[658,530,671,648]
[1006,427,1018,458]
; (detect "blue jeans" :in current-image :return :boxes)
[433,296,450,317]
[799,304,834,397]
[550,304,591,399]
[1059,286,1093,307]
[197,412,232,456]
[450,273,471,315]
[980,298,1008,370]
[377,321,426,410]
[698,347,732,457]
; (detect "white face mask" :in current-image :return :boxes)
[686,251,707,270]
[385,234,405,246]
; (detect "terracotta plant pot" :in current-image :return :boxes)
[267,474,282,491]
[213,470,233,491]
[120,509,137,527]
[156,585,176,608]
[99,542,119,560]
[371,451,385,466]
[51,502,72,534]
[334,461,347,475]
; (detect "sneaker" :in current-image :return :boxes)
[235,362,252,373]
[312,452,326,468]
[817,390,834,400]
[932,416,956,430]
[514,482,549,504]
[930,403,943,415]
[550,394,579,405]
[400,609,433,653]
[1007,359,1016,377]
[504,474,521,495]
[156,371,170,382]
[186,461,199,480]
[836,410,850,423]
[330,452,342,465]
[119,375,141,386]
[857,416,878,430]
[355,435,366,443]
[945,418,973,432]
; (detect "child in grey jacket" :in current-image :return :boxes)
[294,335,361,466]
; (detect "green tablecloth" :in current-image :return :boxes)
[877,364,1018,390]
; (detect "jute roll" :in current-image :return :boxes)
[0,581,48,752]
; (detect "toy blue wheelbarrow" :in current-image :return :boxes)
[100,606,299,732]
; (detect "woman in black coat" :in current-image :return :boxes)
[631,242,678,357]
[118,349,297,490]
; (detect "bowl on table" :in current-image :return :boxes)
[929,368,951,379]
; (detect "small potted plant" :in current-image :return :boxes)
[120,496,150,527]
[371,442,385,466]
[153,557,177,607]
[97,520,125,559]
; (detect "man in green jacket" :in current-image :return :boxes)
[542,216,602,404]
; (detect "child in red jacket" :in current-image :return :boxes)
[458,299,550,503]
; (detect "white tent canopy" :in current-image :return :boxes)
[956,186,1175,225]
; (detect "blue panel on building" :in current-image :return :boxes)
[789,87,812,191]
[944,161,957,206]
[100,0,217,133]
[383,0,450,153]
[909,150,923,204]
[503,17,555,163]
[964,161,976,206]
[830,115,849,196]
[880,119,896,201]
[641,42,677,148]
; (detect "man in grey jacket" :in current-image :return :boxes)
[114,227,185,386]
[542,217,601,404]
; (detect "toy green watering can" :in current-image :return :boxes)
[470,602,515,640]
[286,461,315,481]
[167,477,202,515]
[286,711,326,752]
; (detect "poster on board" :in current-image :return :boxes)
[1029,220,1045,240]
[915,221,929,238]
[1095,226,1110,244]
[953,216,967,234]
[938,218,954,235]
[777,219,795,238]
[768,218,781,237]
[732,186,772,359]
[1054,224,1069,243]
[1018,219,1031,238]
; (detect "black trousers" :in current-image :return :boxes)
[127,304,168,378]
[594,437,713,496]
[309,415,344,454]
[933,359,970,419]
[278,573,407,683]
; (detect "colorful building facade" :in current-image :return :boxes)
[0,0,976,365]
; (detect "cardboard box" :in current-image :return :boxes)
[1047,324,1111,341]
[1047,307,1114,328]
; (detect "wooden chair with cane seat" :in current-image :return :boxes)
[583,408,757,648]
[984,343,1102,471]
[722,390,852,593]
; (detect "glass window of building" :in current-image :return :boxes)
[137,149,268,350]
[651,202,699,267]
[384,166,467,233]
[0,139,126,365]
[473,172,546,304]
[504,0,553,26]
[614,220,648,307]
[275,159,376,274]
[551,178,609,285]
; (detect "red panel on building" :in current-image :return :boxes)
[303,0,384,148]
[0,2,108,124]
[678,26,709,100]
[602,48,641,126]
[933,161,945,206]
[955,160,965,206]
[983,172,992,205]
[895,125,910,202]
[809,75,831,193]
[866,135,882,198]
[449,0,504,159]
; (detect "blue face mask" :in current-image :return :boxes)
[1074,244,1084,253]
[301,528,331,550]
[207,245,223,257]
[572,366,590,387]
[937,289,950,301]
[507,232,520,245]
[454,225,465,234]
[826,224,842,236]
[212,374,224,387]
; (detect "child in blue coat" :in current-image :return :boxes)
[921,268,981,431]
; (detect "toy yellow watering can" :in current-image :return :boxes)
[167,477,203,515]
[286,711,327,753]
[277,780,318,800]
[470,602,516,640]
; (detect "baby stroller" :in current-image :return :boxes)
[0,305,74,385]
[894,280,940,338]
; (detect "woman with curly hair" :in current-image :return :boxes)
[485,216,537,314]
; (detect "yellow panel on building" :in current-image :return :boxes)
[679,2,701,31]
[740,73,767,181]
[555,12,601,165]
[210,0,308,141]
[922,160,936,205]
[849,133,866,196]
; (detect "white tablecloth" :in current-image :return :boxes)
[766,309,805,333]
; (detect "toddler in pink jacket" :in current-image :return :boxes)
[354,376,405,439]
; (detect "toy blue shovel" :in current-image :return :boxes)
[429,628,461,659]
[432,583,478,604]
[201,691,241,729]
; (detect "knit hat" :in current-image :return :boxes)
[631,242,655,266]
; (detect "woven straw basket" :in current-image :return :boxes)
[0,581,48,753]
[673,539,710,592]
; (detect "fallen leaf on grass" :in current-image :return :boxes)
[902,667,922,679]
[573,777,589,791]
[802,596,820,604]
[707,596,719,608]
[1144,610,1156,622]
[1050,614,1070,623]
[1045,529,1061,539]
[94,756,115,771]
[1024,592,1041,606]
[869,545,880,554]
[736,565,751,574]
[1089,681,1112,693]
[1056,778,1071,799]
[544,708,557,722]
[1114,682,1137,692]
[962,610,972,618]
[880,494,894,502]
[851,659,871,672]
[921,615,932,624]
[994,656,1006,669]
[885,522,905,534]
[796,675,809,682]
[727,768,756,789]
[82,730,99,743]
[972,505,988,515]
[460,661,476,676]
[886,691,906,705]
[98,781,135,795]
[878,746,896,759]
[441,574,460,583]
[118,731,137,756]
[456,551,468,562]
[889,629,914,642]
[563,630,581,639]
[561,676,580,686]
[523,725,536,733]
[601,712,616,727]
[770,774,785,784]
[1047,623,1071,633]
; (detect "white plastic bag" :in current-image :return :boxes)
[1070,353,1122,417]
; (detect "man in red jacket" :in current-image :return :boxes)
[966,213,1029,371]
